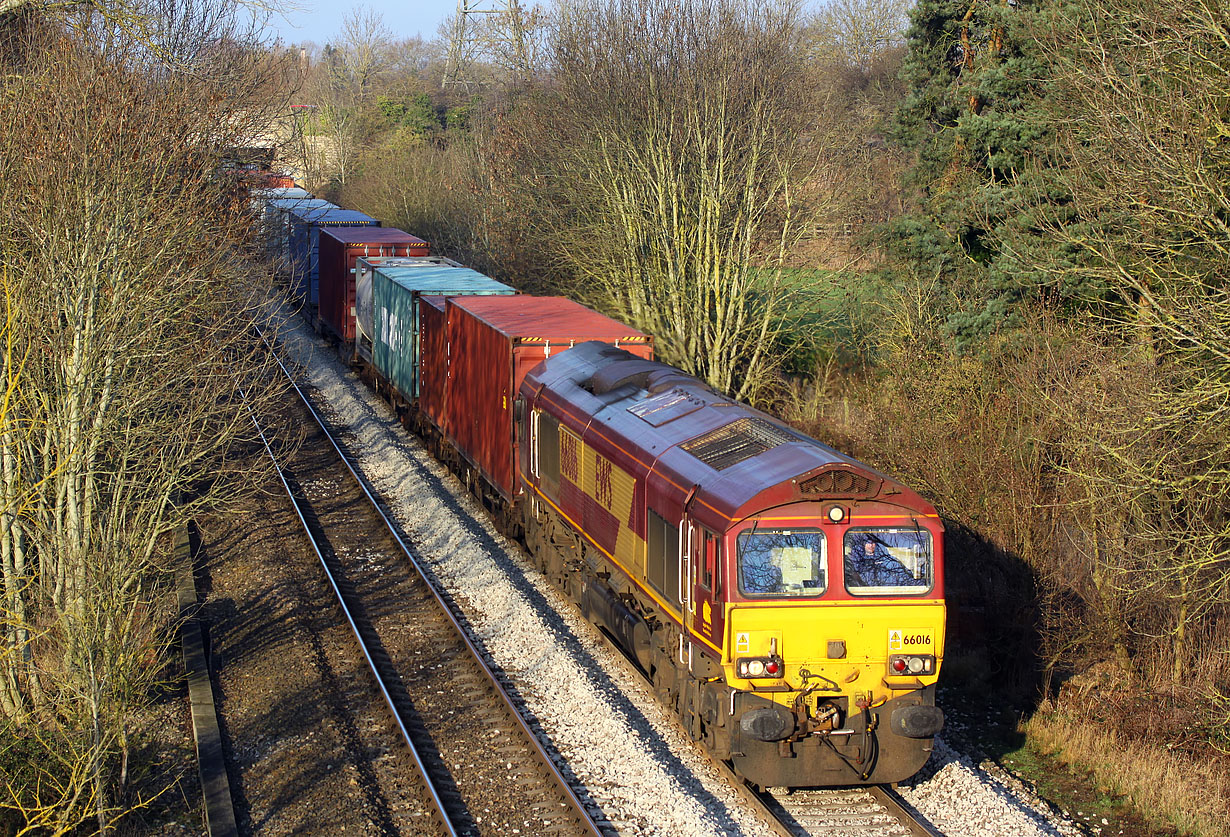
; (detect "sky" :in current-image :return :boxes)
[269,1,462,47]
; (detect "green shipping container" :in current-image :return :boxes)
[370,263,515,402]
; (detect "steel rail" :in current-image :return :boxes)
[244,392,460,837]
[868,785,942,837]
[260,331,604,836]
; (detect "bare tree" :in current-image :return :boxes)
[1029,0,1230,681]
[291,6,397,190]
[0,4,293,831]
[806,0,911,71]
[439,2,550,89]
[334,4,395,102]
[523,0,823,402]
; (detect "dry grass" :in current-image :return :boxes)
[1024,705,1230,837]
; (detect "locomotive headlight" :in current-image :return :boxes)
[737,656,785,679]
[888,654,936,676]
[826,505,845,523]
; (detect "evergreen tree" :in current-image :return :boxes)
[887,0,1094,346]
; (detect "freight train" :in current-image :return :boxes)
[252,179,945,788]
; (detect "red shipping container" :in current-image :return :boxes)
[444,296,653,502]
[318,227,430,348]
[260,173,296,189]
[418,295,448,429]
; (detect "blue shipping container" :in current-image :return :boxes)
[267,198,335,267]
[287,207,379,306]
[251,186,311,215]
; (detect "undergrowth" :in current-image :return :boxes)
[1023,702,1230,837]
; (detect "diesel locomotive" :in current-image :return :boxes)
[516,342,944,787]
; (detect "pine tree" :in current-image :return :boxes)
[886,0,1096,346]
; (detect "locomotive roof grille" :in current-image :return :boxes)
[681,417,806,470]
[798,468,878,498]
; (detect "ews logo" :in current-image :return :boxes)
[560,429,580,482]
[594,455,613,508]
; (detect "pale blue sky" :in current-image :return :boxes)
[270,1,461,46]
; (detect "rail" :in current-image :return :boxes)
[250,333,603,836]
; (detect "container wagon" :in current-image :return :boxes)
[286,207,379,308]
[249,184,310,218]
[317,229,430,354]
[265,197,334,269]
[429,295,653,528]
[356,256,516,390]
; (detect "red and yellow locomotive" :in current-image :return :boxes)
[517,342,945,787]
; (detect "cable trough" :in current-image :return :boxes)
[248,336,605,837]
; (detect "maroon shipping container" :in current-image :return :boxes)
[418,295,448,428]
[318,227,430,347]
[443,296,654,502]
[261,173,296,189]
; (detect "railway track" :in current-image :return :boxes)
[761,785,939,837]
[691,704,940,837]
[248,342,605,837]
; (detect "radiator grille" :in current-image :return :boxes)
[680,418,803,471]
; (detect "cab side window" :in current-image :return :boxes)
[700,530,718,592]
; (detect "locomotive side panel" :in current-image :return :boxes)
[534,412,650,583]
